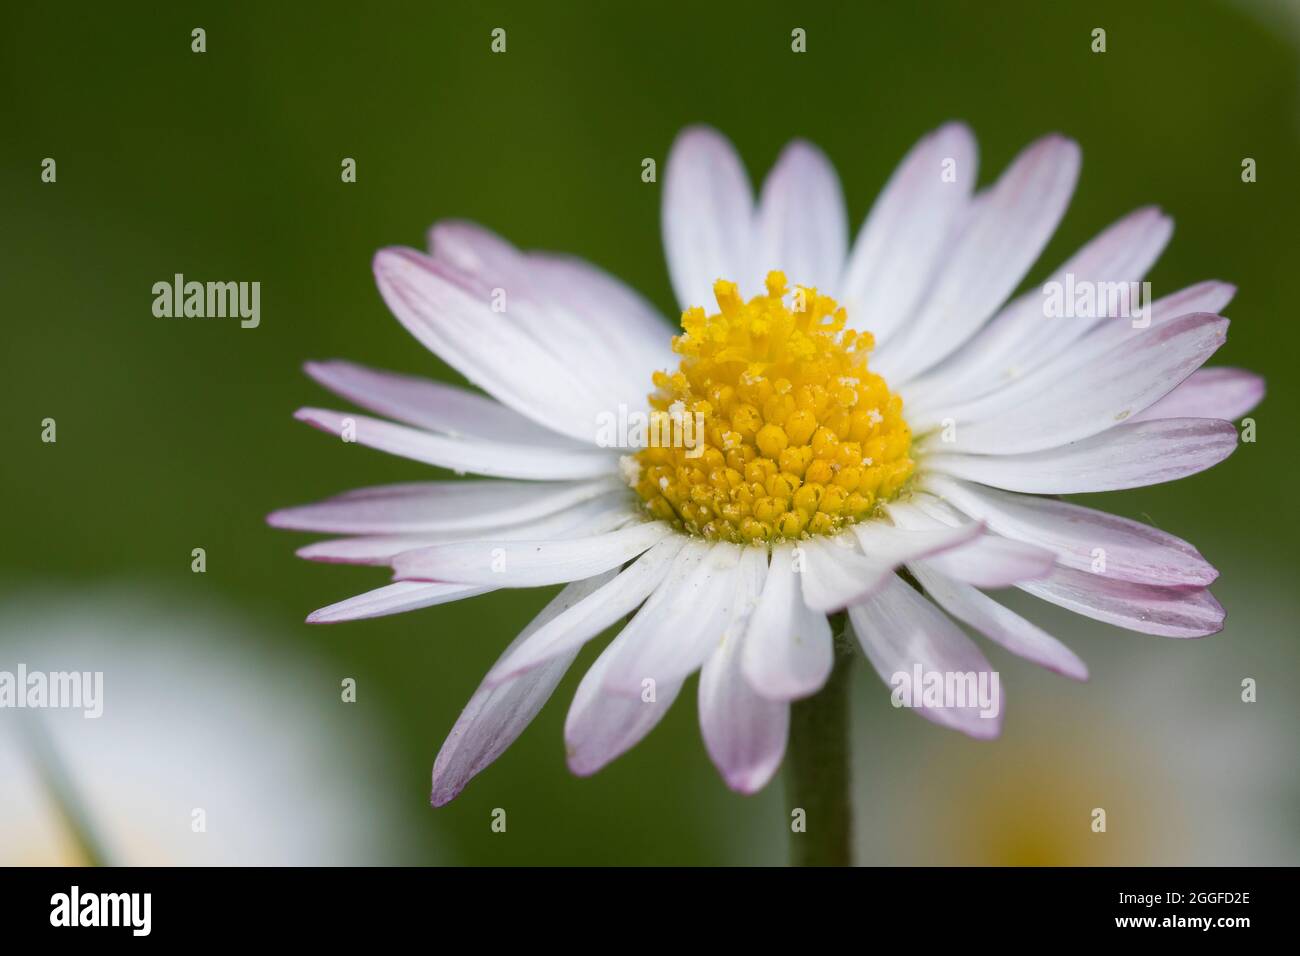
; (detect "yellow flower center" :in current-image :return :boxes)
[629,271,915,543]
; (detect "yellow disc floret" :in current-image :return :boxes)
[630,271,915,543]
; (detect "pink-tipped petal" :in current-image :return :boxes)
[886,500,1055,587]
[878,134,1081,383]
[907,206,1172,408]
[304,359,590,448]
[293,406,616,480]
[910,564,1089,680]
[564,629,684,777]
[742,543,834,702]
[600,543,755,696]
[840,122,978,346]
[926,418,1239,493]
[392,522,672,588]
[430,573,615,805]
[372,246,642,444]
[850,517,986,569]
[291,492,632,566]
[1018,567,1225,638]
[297,535,451,565]
[848,575,1005,739]
[306,581,493,624]
[1131,367,1265,423]
[797,535,898,613]
[484,536,686,685]
[428,219,675,378]
[923,474,1218,587]
[927,313,1229,455]
[268,478,616,535]
[917,534,1056,588]
[698,549,788,794]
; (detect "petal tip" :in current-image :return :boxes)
[967,713,1005,740]
[721,766,779,796]
[564,750,600,779]
[429,782,462,808]
[372,245,428,285]
[673,123,727,148]
[1063,660,1091,683]
[933,119,976,145]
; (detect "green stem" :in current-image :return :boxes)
[19,713,110,866]
[786,612,853,867]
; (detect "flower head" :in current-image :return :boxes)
[269,123,1262,804]
[634,271,914,542]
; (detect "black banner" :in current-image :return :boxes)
[0,866,1283,941]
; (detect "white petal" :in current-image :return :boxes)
[839,122,978,345]
[429,220,675,377]
[1018,567,1224,638]
[741,543,834,701]
[924,418,1239,493]
[1131,367,1265,423]
[847,575,1004,739]
[372,246,632,444]
[294,407,617,480]
[268,477,617,534]
[916,535,1055,588]
[296,535,449,565]
[429,224,677,403]
[303,359,589,448]
[923,474,1218,587]
[698,552,789,794]
[877,135,1081,383]
[1005,222,1207,375]
[885,499,1058,587]
[600,543,757,695]
[909,563,1088,680]
[430,573,615,806]
[925,312,1228,455]
[392,521,671,587]
[906,206,1173,410]
[850,517,986,567]
[425,217,518,275]
[1141,279,1237,318]
[564,631,684,777]
[484,536,687,684]
[662,126,755,310]
[798,535,897,613]
[1048,282,1237,375]
[904,280,1237,429]
[753,140,847,294]
[306,581,493,624]
[521,253,674,371]
[293,490,634,565]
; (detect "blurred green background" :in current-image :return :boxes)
[2,0,1297,865]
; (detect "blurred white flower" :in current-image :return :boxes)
[0,585,414,865]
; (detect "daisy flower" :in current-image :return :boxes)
[270,123,1262,810]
